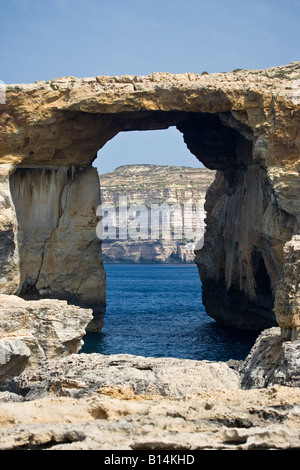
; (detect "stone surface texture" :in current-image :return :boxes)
[274,235,300,340]
[5,353,241,399]
[1,353,300,450]
[0,294,93,386]
[9,165,106,331]
[241,327,300,389]
[0,164,20,294]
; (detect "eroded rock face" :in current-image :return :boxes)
[241,327,300,389]
[0,294,93,386]
[0,164,20,294]
[9,165,106,330]
[5,353,241,399]
[241,234,300,388]
[0,67,299,449]
[0,62,299,331]
[1,353,300,450]
[274,235,300,340]
[195,166,294,329]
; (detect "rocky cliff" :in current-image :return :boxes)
[0,66,299,337]
[99,164,215,263]
[1,62,299,334]
[0,63,300,450]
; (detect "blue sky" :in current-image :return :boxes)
[1,0,299,173]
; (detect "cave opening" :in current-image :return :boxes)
[251,248,274,307]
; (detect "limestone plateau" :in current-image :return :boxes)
[99,164,215,263]
[0,63,300,450]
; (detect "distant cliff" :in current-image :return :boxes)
[99,164,215,263]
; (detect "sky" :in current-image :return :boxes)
[0,0,299,173]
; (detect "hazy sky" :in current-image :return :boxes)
[1,0,299,173]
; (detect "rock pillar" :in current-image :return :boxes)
[275,235,300,340]
[10,165,106,331]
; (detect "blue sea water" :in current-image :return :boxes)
[81,264,259,362]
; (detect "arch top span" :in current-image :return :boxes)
[1,63,300,333]
[1,64,299,170]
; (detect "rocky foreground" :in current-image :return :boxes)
[1,327,300,451]
[0,236,299,452]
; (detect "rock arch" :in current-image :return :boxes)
[0,65,299,334]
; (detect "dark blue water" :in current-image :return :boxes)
[81,264,259,361]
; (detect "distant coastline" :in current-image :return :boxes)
[99,164,215,264]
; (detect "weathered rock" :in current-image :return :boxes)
[0,391,24,402]
[102,239,198,263]
[241,327,300,389]
[274,235,300,340]
[0,63,299,330]
[0,65,299,451]
[195,163,295,330]
[9,165,106,331]
[0,164,20,294]
[238,237,300,389]
[0,294,93,385]
[1,354,300,450]
[1,394,300,450]
[5,353,240,400]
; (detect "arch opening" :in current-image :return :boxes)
[94,126,212,265]
[83,124,260,361]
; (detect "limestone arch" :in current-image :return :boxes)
[9,110,280,331]
[1,70,299,333]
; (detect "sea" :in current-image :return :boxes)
[81,263,259,362]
